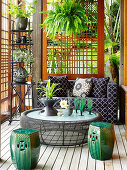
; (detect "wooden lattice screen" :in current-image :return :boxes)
[42,0,104,80]
[0,0,17,114]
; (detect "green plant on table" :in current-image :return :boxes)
[40,0,88,40]
[6,0,37,18]
[37,80,60,99]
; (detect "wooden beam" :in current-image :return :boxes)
[98,0,104,77]
[32,0,43,107]
[124,0,127,85]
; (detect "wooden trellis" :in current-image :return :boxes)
[42,0,104,80]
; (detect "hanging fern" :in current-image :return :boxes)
[40,0,88,40]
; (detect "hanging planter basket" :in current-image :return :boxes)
[40,0,88,40]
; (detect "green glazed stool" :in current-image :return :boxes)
[88,122,115,160]
[10,128,40,170]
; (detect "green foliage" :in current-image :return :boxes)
[6,0,37,18]
[37,80,60,99]
[104,38,118,50]
[104,0,120,77]
[40,0,88,40]
[109,51,120,69]
[13,48,34,75]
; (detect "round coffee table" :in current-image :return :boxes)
[20,108,102,146]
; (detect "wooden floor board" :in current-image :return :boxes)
[69,146,82,170]
[78,145,89,170]
[115,125,127,170]
[52,147,68,170]
[0,120,127,170]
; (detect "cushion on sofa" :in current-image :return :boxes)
[48,75,69,97]
[91,77,110,98]
[73,78,92,97]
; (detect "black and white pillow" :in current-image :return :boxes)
[48,75,69,97]
[91,77,110,98]
[73,78,92,97]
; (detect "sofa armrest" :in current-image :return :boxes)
[107,82,118,124]
[37,80,48,108]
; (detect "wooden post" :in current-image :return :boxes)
[0,0,2,159]
[124,0,127,140]
[98,0,104,77]
[32,0,43,107]
[124,0,127,85]
[120,0,124,85]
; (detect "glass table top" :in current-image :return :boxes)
[27,109,99,122]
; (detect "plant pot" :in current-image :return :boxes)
[13,67,28,83]
[65,107,73,116]
[15,17,28,30]
[110,62,119,85]
[39,98,59,116]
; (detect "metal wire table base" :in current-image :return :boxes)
[20,108,102,146]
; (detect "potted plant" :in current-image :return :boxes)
[40,0,88,40]
[109,52,120,85]
[13,48,34,76]
[6,0,37,30]
[13,48,24,62]
[65,90,73,116]
[37,80,60,116]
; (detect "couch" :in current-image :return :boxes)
[37,80,118,124]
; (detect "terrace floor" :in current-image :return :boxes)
[0,119,127,170]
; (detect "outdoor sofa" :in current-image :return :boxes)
[37,77,118,124]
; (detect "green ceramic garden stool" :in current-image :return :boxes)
[10,128,40,170]
[88,122,115,160]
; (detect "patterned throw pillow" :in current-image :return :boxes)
[73,78,92,97]
[91,77,110,98]
[48,75,69,97]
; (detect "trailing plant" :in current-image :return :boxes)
[37,80,61,99]
[13,48,24,62]
[13,48,34,75]
[40,0,88,40]
[6,0,37,18]
[23,50,34,75]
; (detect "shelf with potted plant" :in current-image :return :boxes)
[8,19,35,124]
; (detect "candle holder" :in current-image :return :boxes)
[74,98,79,115]
[79,98,86,116]
[87,99,93,115]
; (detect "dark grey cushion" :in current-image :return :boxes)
[48,75,69,97]
[91,77,110,98]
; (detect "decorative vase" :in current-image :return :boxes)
[88,122,115,160]
[16,37,21,43]
[22,36,27,43]
[10,128,40,170]
[39,98,59,116]
[65,107,73,116]
[15,17,28,30]
[13,66,28,83]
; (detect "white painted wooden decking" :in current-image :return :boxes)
[0,119,127,170]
